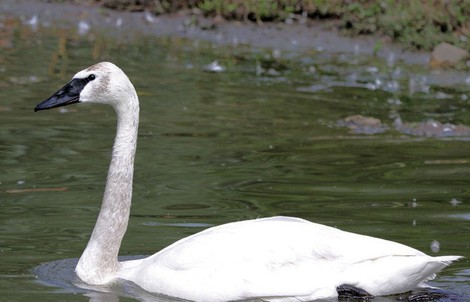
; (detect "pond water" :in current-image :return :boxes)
[1,8,470,302]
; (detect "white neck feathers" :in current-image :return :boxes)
[76,80,140,285]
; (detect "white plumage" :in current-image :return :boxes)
[35,62,462,302]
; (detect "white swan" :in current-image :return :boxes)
[35,62,462,302]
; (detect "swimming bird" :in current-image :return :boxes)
[34,62,462,302]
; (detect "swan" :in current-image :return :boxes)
[34,62,462,302]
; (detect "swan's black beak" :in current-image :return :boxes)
[34,78,88,112]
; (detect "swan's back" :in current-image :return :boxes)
[153,216,425,265]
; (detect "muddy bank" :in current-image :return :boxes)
[2,0,426,63]
[2,0,469,87]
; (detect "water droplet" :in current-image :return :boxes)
[450,198,462,206]
[430,240,440,253]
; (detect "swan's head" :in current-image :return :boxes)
[35,62,137,112]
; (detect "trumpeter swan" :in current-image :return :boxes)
[34,62,462,302]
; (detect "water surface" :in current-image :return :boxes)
[1,11,470,302]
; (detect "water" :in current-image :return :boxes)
[1,10,470,302]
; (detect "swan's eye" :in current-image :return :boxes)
[88,74,96,81]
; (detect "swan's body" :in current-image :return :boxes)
[35,62,462,302]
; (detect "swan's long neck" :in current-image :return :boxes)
[76,89,139,284]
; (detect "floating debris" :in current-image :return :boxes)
[338,114,470,138]
[203,60,225,73]
[255,59,288,77]
[450,198,462,206]
[337,115,388,134]
[394,118,470,137]
[256,62,282,76]
[144,11,158,23]
[25,15,38,31]
[430,42,470,68]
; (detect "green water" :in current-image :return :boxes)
[1,14,470,302]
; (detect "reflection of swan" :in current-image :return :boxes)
[35,62,462,302]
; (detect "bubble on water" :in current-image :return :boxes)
[430,240,440,253]
[17,180,25,185]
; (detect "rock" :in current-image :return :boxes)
[430,42,469,67]
[338,115,470,137]
[337,115,388,134]
[394,118,470,137]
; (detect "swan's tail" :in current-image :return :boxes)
[435,255,464,265]
[421,255,463,284]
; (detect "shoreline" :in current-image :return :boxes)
[2,0,470,88]
[3,0,430,65]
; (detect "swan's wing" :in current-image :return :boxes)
[154,216,426,265]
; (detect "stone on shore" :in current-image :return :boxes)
[430,42,469,67]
